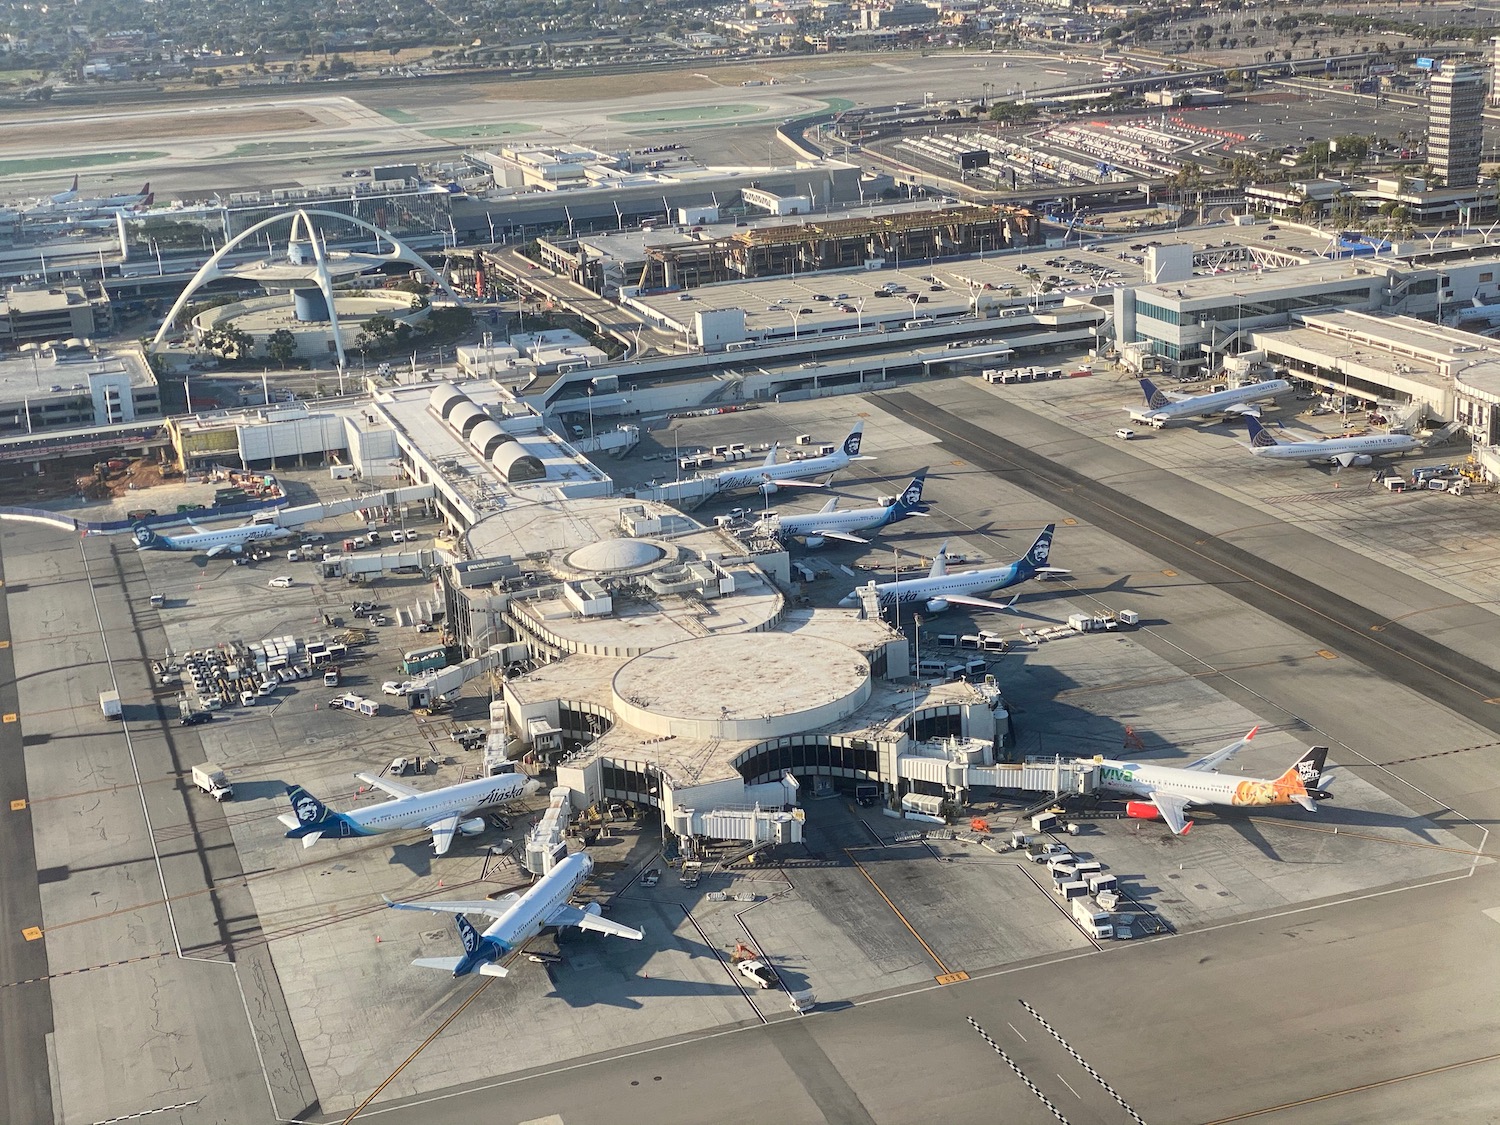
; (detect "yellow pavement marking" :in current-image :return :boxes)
[1316,649,1338,660]
[2,714,15,723]
[22,927,42,941]
[935,971,970,985]
[9,799,25,811]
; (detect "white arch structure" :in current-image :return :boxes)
[151,207,460,371]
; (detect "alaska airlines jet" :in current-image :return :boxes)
[1245,415,1419,467]
[1130,376,1293,428]
[279,770,542,854]
[709,422,871,494]
[765,469,928,546]
[838,524,1067,613]
[387,851,642,978]
[1093,727,1332,834]
[132,521,286,558]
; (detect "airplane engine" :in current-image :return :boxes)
[1349,454,1372,467]
[1124,800,1162,821]
[804,536,825,549]
[584,901,603,917]
[924,598,950,614]
[759,481,779,496]
[458,816,487,837]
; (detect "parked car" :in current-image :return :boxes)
[268,576,294,589]
[179,711,214,727]
[736,959,779,989]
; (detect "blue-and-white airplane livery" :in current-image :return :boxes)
[764,469,927,546]
[709,422,870,494]
[1245,415,1420,467]
[1130,376,1293,428]
[133,520,286,558]
[280,770,542,854]
[839,524,1067,613]
[388,851,642,978]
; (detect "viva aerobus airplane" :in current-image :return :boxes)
[1092,726,1333,834]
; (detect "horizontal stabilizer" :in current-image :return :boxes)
[277,813,300,830]
[300,831,322,849]
[412,957,463,973]
[477,962,510,978]
[1291,794,1319,812]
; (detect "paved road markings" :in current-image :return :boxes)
[935,970,969,985]
[967,1016,1071,1124]
[21,926,42,941]
[1316,649,1339,660]
[89,1100,200,1123]
[1021,999,1148,1125]
[10,798,25,810]
[3,713,16,722]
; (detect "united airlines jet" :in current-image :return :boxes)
[1130,376,1293,428]
[764,470,927,546]
[387,851,642,978]
[1244,415,1419,467]
[280,770,542,855]
[838,524,1067,613]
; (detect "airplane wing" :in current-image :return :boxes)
[1185,726,1258,772]
[803,528,870,545]
[546,903,644,940]
[767,478,831,490]
[1222,403,1264,418]
[387,895,519,922]
[1147,791,1193,834]
[355,771,423,799]
[205,544,240,559]
[943,593,1021,611]
[426,813,460,855]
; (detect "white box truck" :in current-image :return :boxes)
[191,765,234,801]
[100,690,122,720]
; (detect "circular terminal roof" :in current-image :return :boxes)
[612,633,871,741]
[566,538,666,574]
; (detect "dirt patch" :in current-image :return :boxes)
[0,107,323,150]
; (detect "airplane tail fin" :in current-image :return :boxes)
[449,913,509,977]
[1139,377,1168,409]
[928,542,949,579]
[139,182,150,196]
[131,522,161,549]
[1014,524,1057,579]
[68,174,78,192]
[139,192,154,208]
[1246,416,1280,448]
[282,785,359,843]
[1276,746,1332,809]
[762,443,779,468]
[895,469,928,515]
[841,421,864,459]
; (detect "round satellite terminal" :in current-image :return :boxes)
[565,539,666,574]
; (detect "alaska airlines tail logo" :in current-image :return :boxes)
[900,478,924,507]
[1030,537,1051,566]
[293,793,325,823]
[133,525,157,548]
[844,429,863,457]
[457,914,481,954]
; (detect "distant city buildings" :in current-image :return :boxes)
[1427,61,1485,190]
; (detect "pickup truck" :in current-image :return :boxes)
[736,959,779,990]
[191,765,234,801]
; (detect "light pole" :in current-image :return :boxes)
[586,387,595,440]
[789,308,802,341]
[854,296,865,334]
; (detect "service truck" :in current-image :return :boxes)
[100,690,122,720]
[191,765,234,801]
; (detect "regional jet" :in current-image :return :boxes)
[132,520,287,558]
[1129,376,1293,428]
[280,770,542,855]
[1244,415,1419,468]
[387,851,643,978]
[1092,727,1332,834]
[838,524,1067,613]
[709,422,870,494]
[763,469,927,546]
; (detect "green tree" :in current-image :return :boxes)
[266,328,297,367]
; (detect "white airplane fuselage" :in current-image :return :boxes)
[713,448,852,492]
[483,851,595,947]
[1132,379,1293,426]
[1251,433,1419,463]
[343,773,530,837]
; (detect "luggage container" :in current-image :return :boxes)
[1088,873,1118,895]
[1031,811,1059,833]
[1055,880,1089,900]
[1074,859,1103,877]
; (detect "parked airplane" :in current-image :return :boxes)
[763,469,928,546]
[132,520,286,558]
[388,851,643,977]
[1244,415,1420,467]
[48,175,79,206]
[838,524,1066,613]
[280,770,541,854]
[710,422,870,494]
[1093,727,1332,834]
[1129,376,1293,428]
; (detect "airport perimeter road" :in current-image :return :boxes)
[355,863,1500,1125]
[0,536,54,1125]
[870,388,1500,740]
